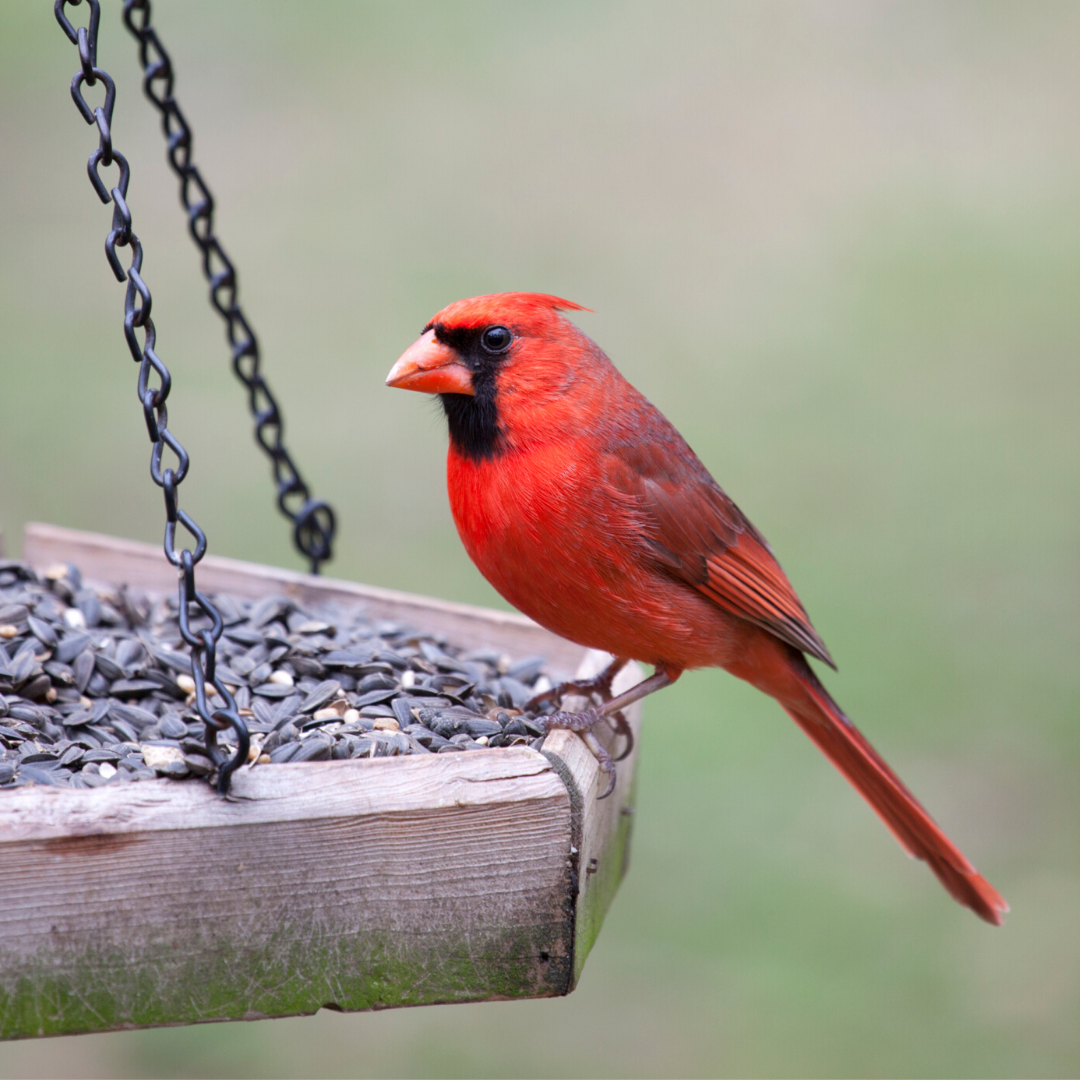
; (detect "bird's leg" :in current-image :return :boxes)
[538,666,681,798]
[525,655,630,713]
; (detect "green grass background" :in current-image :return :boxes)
[1,2,1078,1076]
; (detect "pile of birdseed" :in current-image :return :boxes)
[0,558,559,791]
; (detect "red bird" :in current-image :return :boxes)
[386,292,1007,925]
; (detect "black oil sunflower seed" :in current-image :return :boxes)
[54,632,91,664]
[298,679,342,714]
[27,615,58,649]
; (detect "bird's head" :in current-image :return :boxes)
[386,292,601,461]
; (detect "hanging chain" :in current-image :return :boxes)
[55,0,249,794]
[121,0,336,576]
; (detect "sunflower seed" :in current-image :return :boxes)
[44,660,75,685]
[72,651,95,693]
[357,672,398,693]
[252,682,294,699]
[298,679,341,714]
[269,742,300,763]
[94,654,124,681]
[159,715,188,740]
[494,676,533,708]
[109,718,140,743]
[109,703,158,728]
[353,687,398,708]
[11,651,38,686]
[249,596,292,629]
[59,744,85,767]
[503,655,543,683]
[21,749,60,764]
[115,638,146,670]
[9,703,45,726]
[76,593,101,627]
[290,655,327,679]
[350,737,375,758]
[20,675,51,701]
[322,649,376,671]
[214,665,244,687]
[292,735,333,763]
[357,703,392,721]
[27,615,58,648]
[19,764,68,786]
[148,645,192,674]
[182,753,214,777]
[108,679,159,696]
[83,748,121,764]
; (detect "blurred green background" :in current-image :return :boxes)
[1,1,1078,1076]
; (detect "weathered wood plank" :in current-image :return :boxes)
[0,754,574,1038]
[0,525,644,1038]
[23,522,584,673]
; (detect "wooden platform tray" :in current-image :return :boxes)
[0,524,641,1040]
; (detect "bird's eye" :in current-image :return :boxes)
[481,325,513,354]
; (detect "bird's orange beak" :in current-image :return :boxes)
[385,329,475,396]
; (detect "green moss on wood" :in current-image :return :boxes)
[0,920,572,1040]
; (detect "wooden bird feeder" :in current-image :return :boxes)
[0,523,641,1040]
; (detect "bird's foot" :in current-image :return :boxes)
[525,656,629,714]
[532,662,677,799]
[536,708,618,799]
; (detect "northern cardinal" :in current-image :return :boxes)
[386,292,1007,925]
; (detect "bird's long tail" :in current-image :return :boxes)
[747,643,1008,924]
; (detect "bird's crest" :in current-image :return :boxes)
[427,292,592,332]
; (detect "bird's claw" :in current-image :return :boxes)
[608,709,634,762]
[537,708,618,799]
[524,660,626,715]
[525,678,597,713]
[582,732,617,799]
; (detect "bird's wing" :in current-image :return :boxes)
[606,434,836,668]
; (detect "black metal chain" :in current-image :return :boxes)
[55,0,248,794]
[120,0,336,576]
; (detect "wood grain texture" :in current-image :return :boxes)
[0,525,643,1038]
[23,523,584,673]
[0,749,560,842]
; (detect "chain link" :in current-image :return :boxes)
[55,0,249,793]
[121,0,336,575]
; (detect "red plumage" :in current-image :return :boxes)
[387,291,1007,925]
